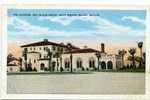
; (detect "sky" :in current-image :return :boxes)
[7,9,146,57]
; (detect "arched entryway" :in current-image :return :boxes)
[40,63,45,70]
[107,61,113,69]
[101,61,106,69]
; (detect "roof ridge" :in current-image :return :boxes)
[20,40,67,47]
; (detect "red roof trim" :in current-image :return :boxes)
[64,48,99,54]
[21,40,67,48]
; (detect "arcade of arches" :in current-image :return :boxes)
[101,61,113,69]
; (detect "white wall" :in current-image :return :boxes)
[62,53,120,70]
[7,66,20,72]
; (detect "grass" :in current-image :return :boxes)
[7,68,145,75]
[95,68,145,73]
[7,71,93,75]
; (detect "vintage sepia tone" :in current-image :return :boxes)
[7,8,145,94]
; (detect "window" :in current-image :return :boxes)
[34,59,36,63]
[29,59,31,63]
[24,48,27,51]
[30,47,32,50]
[40,63,45,70]
[64,58,70,68]
[44,47,46,51]
[101,61,106,69]
[89,58,95,68]
[60,48,63,52]
[39,54,41,58]
[107,61,113,69]
[53,46,56,51]
[76,58,82,68]
[57,47,59,51]
[44,54,47,58]
[39,47,41,50]
[34,48,35,50]
[10,67,13,71]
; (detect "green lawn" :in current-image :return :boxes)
[7,68,145,75]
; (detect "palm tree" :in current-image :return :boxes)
[143,52,146,69]
[95,51,101,71]
[137,41,143,68]
[135,56,141,67]
[128,48,136,69]
[118,49,127,68]
[22,48,28,71]
[46,48,52,71]
[18,57,23,71]
[7,53,15,64]
[67,43,73,73]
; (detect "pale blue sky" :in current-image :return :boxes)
[7,9,146,47]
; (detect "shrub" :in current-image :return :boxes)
[44,67,48,71]
[86,68,89,71]
[81,67,85,71]
[33,67,37,72]
[60,67,63,72]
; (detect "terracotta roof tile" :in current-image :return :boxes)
[21,40,67,47]
[64,48,99,54]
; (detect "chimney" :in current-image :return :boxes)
[44,39,48,42]
[101,43,105,53]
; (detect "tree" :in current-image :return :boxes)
[18,57,23,71]
[118,49,127,68]
[46,48,52,72]
[7,53,15,64]
[67,43,73,73]
[128,48,136,69]
[135,56,142,68]
[143,52,146,69]
[95,51,101,71]
[18,57,22,66]
[22,48,28,71]
[137,41,143,68]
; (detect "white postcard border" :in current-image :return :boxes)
[1,4,150,99]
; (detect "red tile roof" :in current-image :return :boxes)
[21,40,67,48]
[64,48,99,54]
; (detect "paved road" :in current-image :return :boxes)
[7,72,145,94]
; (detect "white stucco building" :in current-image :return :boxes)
[7,59,21,72]
[20,39,123,72]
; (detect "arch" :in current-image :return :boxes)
[40,63,45,70]
[64,58,70,68]
[76,58,82,68]
[101,61,106,69]
[107,61,113,69]
[89,57,95,68]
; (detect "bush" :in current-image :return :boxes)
[73,68,76,71]
[44,67,48,71]
[33,67,37,72]
[81,67,85,71]
[86,68,89,71]
[20,67,24,72]
[60,67,64,72]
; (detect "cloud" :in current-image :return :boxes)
[8,16,145,43]
[8,17,50,33]
[121,16,145,25]
[39,16,145,36]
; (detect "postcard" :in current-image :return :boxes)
[1,4,150,99]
